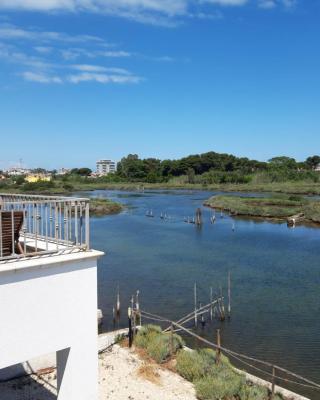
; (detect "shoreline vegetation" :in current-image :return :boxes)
[89,198,123,216]
[2,180,320,195]
[131,325,284,400]
[204,194,320,225]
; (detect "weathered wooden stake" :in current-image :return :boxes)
[131,295,136,337]
[170,323,174,356]
[228,272,231,319]
[135,290,141,326]
[271,366,276,399]
[220,285,225,321]
[216,329,221,364]
[116,284,121,317]
[194,283,198,327]
[210,287,213,321]
[128,307,133,348]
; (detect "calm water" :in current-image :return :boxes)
[85,189,319,398]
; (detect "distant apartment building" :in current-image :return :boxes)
[57,167,71,175]
[96,159,116,176]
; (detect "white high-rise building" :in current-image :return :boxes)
[96,159,116,176]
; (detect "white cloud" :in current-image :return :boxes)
[21,71,62,83]
[259,0,276,8]
[98,50,131,57]
[67,71,141,84]
[34,46,52,53]
[202,0,247,5]
[0,23,103,43]
[71,64,132,74]
[258,0,296,9]
[0,0,297,26]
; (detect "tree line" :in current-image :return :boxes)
[112,153,320,184]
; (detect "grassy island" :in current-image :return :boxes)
[204,195,320,224]
[89,198,123,216]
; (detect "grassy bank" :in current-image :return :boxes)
[204,194,320,224]
[2,178,320,195]
[132,325,283,400]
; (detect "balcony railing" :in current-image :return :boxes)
[0,193,90,263]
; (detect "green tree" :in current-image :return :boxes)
[306,155,320,170]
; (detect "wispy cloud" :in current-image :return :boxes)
[0,23,103,43]
[0,0,297,26]
[0,23,147,85]
[21,71,62,84]
[259,0,296,9]
[67,72,142,84]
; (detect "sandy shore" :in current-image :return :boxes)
[0,345,197,400]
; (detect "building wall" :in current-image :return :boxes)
[96,160,116,175]
[0,250,103,399]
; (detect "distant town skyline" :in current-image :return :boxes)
[0,1,319,169]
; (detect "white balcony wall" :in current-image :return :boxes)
[0,250,103,400]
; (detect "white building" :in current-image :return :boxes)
[6,167,31,176]
[96,159,116,176]
[57,167,71,175]
[0,193,104,399]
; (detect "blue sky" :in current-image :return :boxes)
[0,0,319,170]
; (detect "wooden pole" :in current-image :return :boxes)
[228,272,231,319]
[220,285,225,321]
[170,323,174,356]
[194,283,198,328]
[131,295,136,337]
[128,307,133,348]
[210,287,213,321]
[116,284,120,317]
[216,329,221,364]
[271,366,276,399]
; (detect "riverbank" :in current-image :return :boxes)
[69,181,320,195]
[3,179,320,196]
[204,194,320,224]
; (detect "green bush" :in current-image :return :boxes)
[239,384,269,400]
[134,325,184,363]
[176,348,231,382]
[195,367,245,400]
[134,324,162,349]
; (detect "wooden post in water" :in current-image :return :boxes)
[196,208,202,226]
[216,329,221,364]
[271,366,276,399]
[210,287,213,321]
[219,285,225,321]
[116,284,121,318]
[194,283,198,328]
[112,306,116,327]
[228,272,231,319]
[131,295,136,337]
[128,307,133,348]
[135,290,141,326]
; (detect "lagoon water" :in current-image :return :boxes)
[86,189,319,398]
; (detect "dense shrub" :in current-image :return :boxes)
[239,384,269,400]
[134,325,184,363]
[176,348,231,382]
[195,367,245,400]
